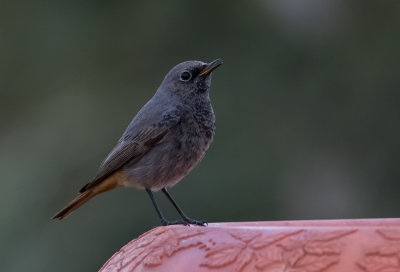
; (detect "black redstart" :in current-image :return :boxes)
[53,59,222,226]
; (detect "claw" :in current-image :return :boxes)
[161,218,207,226]
[161,219,190,226]
[182,217,208,227]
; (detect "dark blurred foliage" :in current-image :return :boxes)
[1,0,400,271]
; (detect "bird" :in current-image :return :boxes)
[53,59,222,226]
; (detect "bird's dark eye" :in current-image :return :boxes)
[180,71,192,82]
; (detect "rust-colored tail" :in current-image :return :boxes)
[52,190,97,219]
[53,173,121,219]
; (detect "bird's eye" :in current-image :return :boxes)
[180,71,192,82]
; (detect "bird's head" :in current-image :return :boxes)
[159,59,223,100]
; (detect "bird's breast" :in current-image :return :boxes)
[122,105,215,190]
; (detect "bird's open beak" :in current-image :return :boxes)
[198,59,223,77]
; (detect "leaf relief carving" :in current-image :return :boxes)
[201,229,355,272]
[101,226,205,272]
[358,229,400,272]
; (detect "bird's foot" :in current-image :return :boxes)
[160,218,207,226]
[161,219,189,226]
[182,217,208,226]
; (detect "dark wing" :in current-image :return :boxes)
[79,127,169,193]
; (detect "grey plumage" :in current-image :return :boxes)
[53,59,222,225]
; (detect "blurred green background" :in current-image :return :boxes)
[1,0,400,271]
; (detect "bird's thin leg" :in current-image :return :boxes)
[146,189,188,226]
[146,189,170,226]
[161,188,207,226]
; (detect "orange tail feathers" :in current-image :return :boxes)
[52,190,96,219]
[52,173,121,220]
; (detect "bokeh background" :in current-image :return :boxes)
[1,0,400,271]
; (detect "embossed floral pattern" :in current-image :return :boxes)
[99,224,367,272]
[201,229,356,272]
[358,229,400,272]
[201,230,301,272]
[101,226,205,272]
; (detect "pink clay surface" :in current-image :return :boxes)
[100,219,400,272]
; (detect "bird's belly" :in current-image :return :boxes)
[121,135,209,190]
